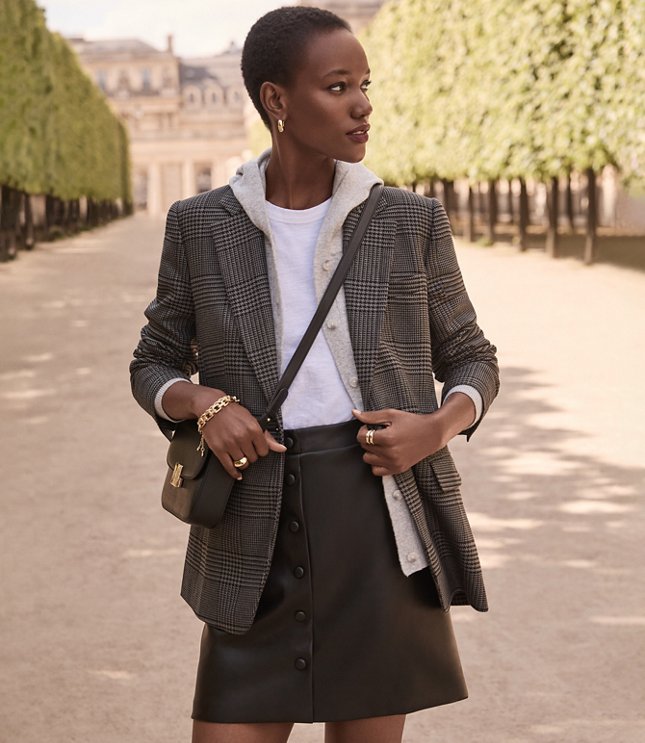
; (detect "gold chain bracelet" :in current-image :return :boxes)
[196,395,240,455]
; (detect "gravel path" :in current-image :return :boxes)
[1,215,643,743]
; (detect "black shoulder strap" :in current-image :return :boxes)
[258,183,383,429]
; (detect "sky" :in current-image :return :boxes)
[38,0,289,57]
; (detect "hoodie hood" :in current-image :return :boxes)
[229,148,382,242]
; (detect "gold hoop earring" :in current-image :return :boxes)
[277,119,285,134]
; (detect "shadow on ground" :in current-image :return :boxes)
[455,361,643,603]
[439,363,645,741]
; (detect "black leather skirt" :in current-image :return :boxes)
[192,420,467,723]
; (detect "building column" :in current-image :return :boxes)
[182,160,195,199]
[148,162,162,217]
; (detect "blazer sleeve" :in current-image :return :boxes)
[129,200,198,436]
[425,197,500,439]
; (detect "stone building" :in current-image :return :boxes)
[69,36,248,216]
[297,0,387,31]
[68,2,388,216]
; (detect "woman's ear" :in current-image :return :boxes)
[260,81,287,127]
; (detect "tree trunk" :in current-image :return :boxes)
[467,184,476,242]
[45,194,54,237]
[61,200,69,232]
[441,179,452,225]
[477,182,485,217]
[565,173,575,232]
[485,179,497,243]
[86,198,96,226]
[24,193,35,249]
[489,179,498,223]
[0,185,21,260]
[545,176,559,257]
[584,168,597,265]
[507,180,515,225]
[69,199,76,231]
[45,195,66,238]
[71,199,81,232]
[518,178,528,251]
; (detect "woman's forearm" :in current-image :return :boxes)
[161,381,227,420]
[433,392,477,447]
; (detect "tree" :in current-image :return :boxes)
[360,0,644,263]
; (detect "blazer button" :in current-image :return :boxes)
[289,520,300,533]
[293,566,305,579]
[295,610,307,622]
[285,436,294,449]
[285,473,296,486]
[295,657,308,670]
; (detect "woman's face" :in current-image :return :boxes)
[280,29,372,163]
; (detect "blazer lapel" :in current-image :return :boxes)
[211,205,279,408]
[344,208,398,406]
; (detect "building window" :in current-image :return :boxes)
[141,67,152,92]
[185,88,201,106]
[117,69,130,91]
[96,69,108,91]
[134,168,148,210]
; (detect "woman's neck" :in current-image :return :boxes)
[264,146,336,210]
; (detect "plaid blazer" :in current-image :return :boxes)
[130,184,499,634]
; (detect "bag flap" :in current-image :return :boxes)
[166,421,209,479]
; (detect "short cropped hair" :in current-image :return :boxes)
[241,6,352,128]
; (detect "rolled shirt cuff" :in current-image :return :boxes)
[154,377,190,422]
[443,384,483,428]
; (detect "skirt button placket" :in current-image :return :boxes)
[284,432,314,706]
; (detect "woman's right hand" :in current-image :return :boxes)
[161,381,286,480]
[199,399,287,480]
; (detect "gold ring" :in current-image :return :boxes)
[365,429,375,446]
[233,457,248,468]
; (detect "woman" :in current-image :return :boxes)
[131,6,499,743]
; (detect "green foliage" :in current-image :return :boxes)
[0,0,131,202]
[361,0,644,185]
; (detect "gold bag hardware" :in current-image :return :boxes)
[170,463,184,488]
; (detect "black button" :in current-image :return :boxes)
[285,436,294,449]
[285,473,296,486]
[294,657,307,670]
[295,610,307,622]
[289,520,300,533]
[293,566,305,579]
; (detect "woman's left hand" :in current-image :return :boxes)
[353,394,476,477]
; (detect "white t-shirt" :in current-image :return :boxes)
[265,197,356,429]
